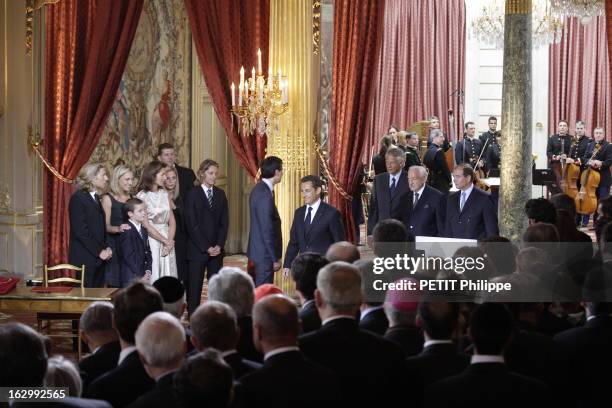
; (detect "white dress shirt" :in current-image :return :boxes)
[471,354,505,364]
[263,178,275,193]
[264,346,300,361]
[322,315,356,326]
[423,339,453,348]
[459,182,474,210]
[305,199,321,221]
[413,184,426,205]
[201,184,214,198]
[118,345,137,365]
[389,171,402,188]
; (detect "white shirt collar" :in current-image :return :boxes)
[587,314,612,321]
[221,349,239,357]
[389,171,402,182]
[89,191,98,201]
[263,178,275,193]
[201,184,214,194]
[129,220,142,234]
[360,305,384,320]
[118,345,137,365]
[322,315,356,326]
[423,339,453,348]
[264,346,300,361]
[305,199,321,220]
[414,184,426,198]
[471,354,505,365]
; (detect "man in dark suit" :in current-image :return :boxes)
[184,159,229,315]
[241,295,343,407]
[404,131,422,169]
[86,283,163,407]
[547,120,573,194]
[455,121,484,168]
[189,301,262,379]
[424,303,551,407]
[289,253,328,334]
[283,175,345,272]
[248,156,283,286]
[118,198,152,286]
[367,146,410,236]
[406,301,469,407]
[299,262,406,408]
[79,302,121,393]
[401,165,446,236]
[479,116,500,147]
[445,164,499,239]
[582,127,612,210]
[69,164,112,287]
[424,130,452,194]
[157,143,196,203]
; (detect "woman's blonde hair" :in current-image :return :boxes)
[164,166,179,200]
[76,163,106,192]
[396,131,408,145]
[109,164,134,196]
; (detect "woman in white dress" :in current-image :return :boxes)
[136,160,177,281]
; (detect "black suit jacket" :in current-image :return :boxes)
[86,350,155,408]
[367,171,410,234]
[547,134,573,161]
[299,300,321,334]
[237,316,263,362]
[405,343,470,407]
[371,154,387,175]
[222,351,262,379]
[423,144,452,193]
[401,185,446,237]
[175,164,196,203]
[424,362,551,407]
[283,201,345,268]
[69,189,107,268]
[582,140,612,187]
[405,147,422,169]
[444,186,499,239]
[79,341,121,393]
[384,324,423,357]
[126,371,176,408]
[455,137,483,166]
[118,222,152,283]
[299,318,406,408]
[247,181,282,265]
[240,350,343,407]
[358,307,389,336]
[184,185,229,260]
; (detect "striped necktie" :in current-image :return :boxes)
[206,188,213,207]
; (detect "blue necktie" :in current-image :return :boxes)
[305,206,312,227]
[390,177,397,197]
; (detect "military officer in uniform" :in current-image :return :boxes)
[455,121,483,168]
[424,129,452,194]
[479,116,500,148]
[404,131,422,169]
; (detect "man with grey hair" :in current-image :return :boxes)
[207,267,261,361]
[401,165,446,236]
[190,301,261,378]
[424,129,452,194]
[325,241,360,263]
[79,301,120,392]
[299,261,406,408]
[129,311,186,408]
[367,146,409,237]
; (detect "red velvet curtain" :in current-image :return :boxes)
[549,16,611,138]
[366,0,466,153]
[608,0,612,73]
[184,0,269,179]
[44,0,143,265]
[328,0,385,243]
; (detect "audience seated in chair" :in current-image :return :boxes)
[324,241,360,263]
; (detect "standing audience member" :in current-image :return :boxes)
[207,267,261,362]
[423,129,452,194]
[404,132,422,169]
[79,301,121,392]
[190,301,262,378]
[101,164,134,287]
[242,295,343,407]
[45,356,83,397]
[289,252,329,333]
[118,198,152,286]
[371,135,394,175]
[86,282,163,407]
[156,143,196,204]
[401,165,446,237]
[69,163,112,288]
[128,312,186,408]
[137,161,178,281]
[184,159,229,315]
[164,166,188,286]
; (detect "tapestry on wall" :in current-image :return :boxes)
[91,0,191,174]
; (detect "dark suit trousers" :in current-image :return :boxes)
[187,256,222,315]
[84,263,106,288]
[253,260,274,287]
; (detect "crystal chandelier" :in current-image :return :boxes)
[549,0,604,24]
[230,49,289,136]
[470,0,564,49]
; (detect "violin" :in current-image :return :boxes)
[575,143,602,215]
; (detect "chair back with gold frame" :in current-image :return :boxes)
[44,264,85,288]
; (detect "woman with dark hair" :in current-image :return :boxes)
[136,160,177,281]
[388,124,400,143]
[371,135,394,175]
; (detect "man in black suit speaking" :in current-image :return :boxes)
[283,175,345,274]
[401,165,446,237]
[444,164,499,239]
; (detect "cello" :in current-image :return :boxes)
[575,143,601,216]
[562,137,580,199]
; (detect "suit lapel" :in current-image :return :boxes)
[460,188,477,214]
[305,202,326,239]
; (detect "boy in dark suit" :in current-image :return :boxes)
[118,198,152,287]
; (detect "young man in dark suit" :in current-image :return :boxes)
[86,283,163,407]
[367,146,410,238]
[283,175,345,272]
[424,130,452,194]
[118,198,152,287]
[157,143,196,203]
[401,165,446,237]
[241,295,344,407]
[247,156,283,286]
[404,131,422,169]
[445,164,499,239]
[424,303,551,407]
[184,159,229,315]
[69,163,113,288]
[289,253,329,334]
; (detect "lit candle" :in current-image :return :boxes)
[251,67,256,84]
[231,82,235,107]
[240,66,245,85]
[238,81,243,106]
[257,48,262,75]
[244,81,248,101]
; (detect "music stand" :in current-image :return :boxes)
[532,169,557,197]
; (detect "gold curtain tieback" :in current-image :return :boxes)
[29,138,74,184]
[313,135,352,201]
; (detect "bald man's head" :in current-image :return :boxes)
[325,241,360,263]
[252,295,299,349]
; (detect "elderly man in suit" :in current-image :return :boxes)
[248,156,283,286]
[444,164,499,239]
[401,165,446,237]
[283,175,345,274]
[367,146,410,238]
